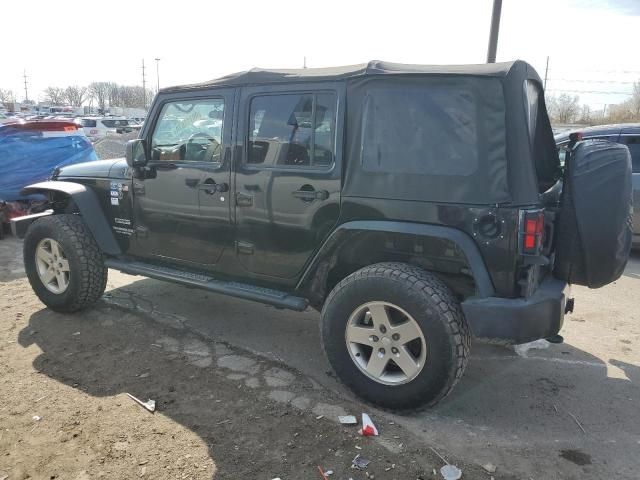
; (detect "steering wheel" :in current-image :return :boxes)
[187,132,220,162]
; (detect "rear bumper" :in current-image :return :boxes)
[461,277,569,344]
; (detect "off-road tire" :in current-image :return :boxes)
[24,214,108,312]
[321,262,470,410]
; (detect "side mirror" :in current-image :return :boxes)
[125,139,148,167]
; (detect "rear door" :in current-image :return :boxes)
[234,83,343,284]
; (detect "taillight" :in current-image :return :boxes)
[521,210,544,255]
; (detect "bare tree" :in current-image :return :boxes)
[107,82,120,108]
[547,93,580,123]
[0,88,15,104]
[89,82,110,113]
[629,80,640,119]
[64,85,88,106]
[117,85,152,108]
[577,104,592,125]
[43,86,66,105]
[118,85,136,108]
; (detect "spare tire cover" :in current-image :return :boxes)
[555,140,632,288]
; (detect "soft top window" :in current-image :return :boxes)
[524,80,561,192]
[344,76,509,205]
[361,85,478,176]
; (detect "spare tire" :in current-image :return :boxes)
[554,140,632,288]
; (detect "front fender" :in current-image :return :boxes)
[296,220,495,300]
[17,181,121,255]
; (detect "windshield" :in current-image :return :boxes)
[80,119,97,128]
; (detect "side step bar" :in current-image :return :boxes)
[105,259,309,311]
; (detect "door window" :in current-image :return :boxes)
[247,93,336,168]
[151,98,224,162]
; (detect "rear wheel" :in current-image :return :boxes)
[321,262,470,410]
[24,214,107,312]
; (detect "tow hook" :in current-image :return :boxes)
[565,297,575,314]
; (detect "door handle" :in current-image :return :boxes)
[292,189,329,201]
[185,178,199,187]
[236,192,253,207]
[197,179,229,195]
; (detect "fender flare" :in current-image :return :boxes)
[21,181,121,255]
[297,220,495,299]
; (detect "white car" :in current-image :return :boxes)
[78,117,132,140]
[0,112,16,124]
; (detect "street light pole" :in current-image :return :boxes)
[155,58,161,92]
[486,0,502,63]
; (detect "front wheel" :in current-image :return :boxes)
[24,214,108,313]
[321,263,470,410]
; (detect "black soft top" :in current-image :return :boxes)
[159,60,556,206]
[161,60,541,91]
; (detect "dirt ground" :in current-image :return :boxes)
[0,236,495,480]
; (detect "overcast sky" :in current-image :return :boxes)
[3,0,639,109]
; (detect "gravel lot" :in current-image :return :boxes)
[1,234,639,479]
[93,132,137,160]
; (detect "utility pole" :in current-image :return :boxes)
[23,69,29,102]
[142,59,147,109]
[544,56,549,90]
[155,58,160,91]
[486,0,502,63]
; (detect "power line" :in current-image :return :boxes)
[547,78,637,85]
[546,88,633,95]
[547,68,640,75]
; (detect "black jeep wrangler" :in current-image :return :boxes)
[12,61,633,410]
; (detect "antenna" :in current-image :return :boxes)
[303,56,307,69]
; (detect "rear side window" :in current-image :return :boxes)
[624,136,640,173]
[80,119,96,128]
[248,93,336,168]
[101,119,129,128]
[524,80,539,147]
[524,80,560,192]
[360,86,478,176]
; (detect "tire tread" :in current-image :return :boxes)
[24,214,107,312]
[322,262,470,411]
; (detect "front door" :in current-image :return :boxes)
[131,92,234,269]
[234,85,343,283]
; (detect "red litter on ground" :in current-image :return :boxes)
[358,413,379,436]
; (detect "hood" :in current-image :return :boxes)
[56,158,129,179]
